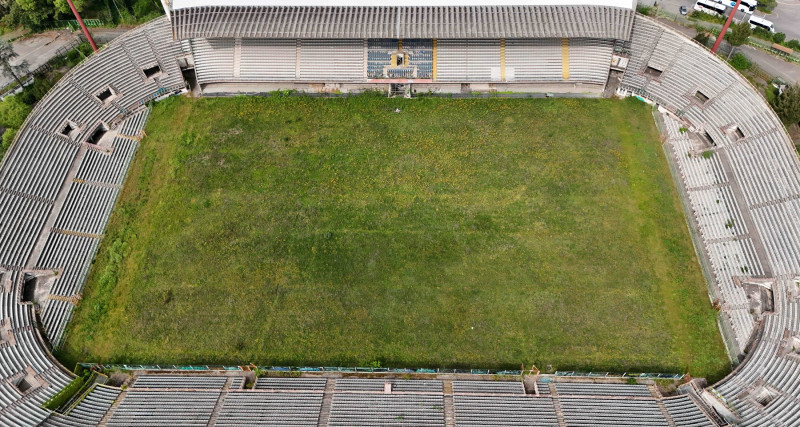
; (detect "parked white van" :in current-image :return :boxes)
[749,15,776,33]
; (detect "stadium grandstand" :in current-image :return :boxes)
[0,0,797,424]
[166,0,637,95]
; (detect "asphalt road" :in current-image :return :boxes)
[0,30,77,89]
[765,0,800,41]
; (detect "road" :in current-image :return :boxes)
[0,30,77,89]
[0,27,130,90]
[764,0,800,42]
[740,45,800,83]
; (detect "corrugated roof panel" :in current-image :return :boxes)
[171,5,635,40]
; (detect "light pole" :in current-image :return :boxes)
[711,0,744,54]
[64,0,99,53]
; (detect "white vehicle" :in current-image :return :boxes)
[749,15,776,33]
[694,0,726,16]
[736,0,757,13]
[711,0,757,13]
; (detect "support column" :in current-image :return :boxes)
[233,38,241,78]
[500,39,506,81]
[432,39,438,81]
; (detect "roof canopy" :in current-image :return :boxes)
[167,2,636,40]
[171,0,635,9]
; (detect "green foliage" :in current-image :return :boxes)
[751,27,774,42]
[50,43,94,69]
[756,0,776,12]
[725,21,753,47]
[0,94,30,128]
[131,0,163,21]
[59,96,729,380]
[764,84,779,104]
[636,4,653,15]
[42,376,84,410]
[702,150,714,159]
[693,32,711,47]
[725,218,735,229]
[773,32,786,44]
[1,127,18,151]
[787,40,800,51]
[16,72,60,106]
[626,377,638,385]
[690,11,726,25]
[771,84,800,125]
[4,0,53,30]
[729,53,752,71]
[2,0,162,31]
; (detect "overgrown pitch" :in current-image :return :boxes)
[59,95,729,380]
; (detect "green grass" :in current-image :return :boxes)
[57,94,729,381]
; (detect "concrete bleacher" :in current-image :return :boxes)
[328,393,445,426]
[621,14,800,427]
[298,39,364,82]
[560,396,670,426]
[106,390,221,426]
[662,395,716,427]
[216,390,323,426]
[42,384,121,426]
[437,39,502,82]
[453,395,559,426]
[335,378,442,393]
[131,375,229,389]
[255,377,327,391]
[0,16,183,425]
[452,380,524,395]
[553,382,652,397]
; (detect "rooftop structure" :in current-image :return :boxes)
[164,0,635,39]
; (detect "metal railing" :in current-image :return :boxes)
[80,363,686,379]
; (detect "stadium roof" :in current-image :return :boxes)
[168,2,636,40]
[170,0,635,9]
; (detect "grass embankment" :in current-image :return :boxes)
[58,95,729,381]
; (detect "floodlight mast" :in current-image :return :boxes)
[711,0,744,54]
[65,0,99,53]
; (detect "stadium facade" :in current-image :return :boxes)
[163,0,637,95]
[0,0,797,425]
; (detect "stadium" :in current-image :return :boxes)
[0,0,798,424]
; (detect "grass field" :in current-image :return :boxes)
[58,94,729,380]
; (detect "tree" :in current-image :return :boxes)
[6,0,54,31]
[723,21,753,60]
[0,95,31,129]
[0,39,29,87]
[53,0,90,15]
[773,32,786,44]
[725,21,753,47]
[2,127,17,150]
[771,84,800,125]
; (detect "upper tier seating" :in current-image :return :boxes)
[0,16,183,425]
[621,15,800,426]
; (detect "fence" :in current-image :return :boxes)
[0,37,83,100]
[79,363,685,380]
[43,19,105,31]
